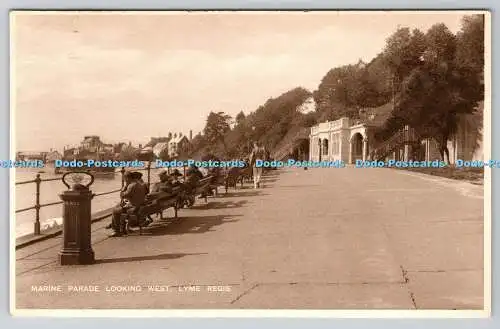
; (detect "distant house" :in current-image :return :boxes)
[152,142,169,159]
[63,147,79,159]
[45,150,62,162]
[81,136,104,153]
[146,136,171,148]
[102,143,114,153]
[16,151,47,162]
[168,133,191,158]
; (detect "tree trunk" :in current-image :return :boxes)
[438,137,451,164]
[443,146,451,164]
[220,138,228,153]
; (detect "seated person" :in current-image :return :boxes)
[186,164,203,180]
[106,171,148,237]
[184,165,203,193]
[135,171,150,194]
[148,170,174,199]
[170,169,184,188]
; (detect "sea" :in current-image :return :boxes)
[14,164,165,238]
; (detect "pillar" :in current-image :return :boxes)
[349,140,353,164]
[59,174,95,265]
[362,138,368,162]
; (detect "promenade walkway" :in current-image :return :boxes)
[15,166,484,310]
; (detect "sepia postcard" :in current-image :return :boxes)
[10,10,491,317]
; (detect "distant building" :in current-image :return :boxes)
[63,147,79,159]
[45,150,63,162]
[422,102,484,163]
[102,143,114,153]
[168,133,191,158]
[16,151,47,162]
[152,142,169,159]
[309,101,484,164]
[81,135,104,153]
[145,136,171,148]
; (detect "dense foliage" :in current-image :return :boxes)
[186,15,484,161]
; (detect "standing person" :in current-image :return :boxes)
[249,141,266,189]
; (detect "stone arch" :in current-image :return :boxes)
[349,132,364,164]
[322,139,329,157]
[318,138,322,161]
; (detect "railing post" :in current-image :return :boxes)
[34,174,41,235]
[120,167,125,188]
[147,161,151,191]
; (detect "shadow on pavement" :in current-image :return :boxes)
[95,252,206,264]
[279,184,323,188]
[143,214,242,236]
[219,191,268,198]
[193,200,248,210]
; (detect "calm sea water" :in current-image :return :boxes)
[14,165,166,238]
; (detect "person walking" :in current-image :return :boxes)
[249,141,266,189]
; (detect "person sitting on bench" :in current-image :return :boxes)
[185,164,203,193]
[170,169,183,187]
[106,171,148,237]
[135,172,149,194]
[149,170,174,196]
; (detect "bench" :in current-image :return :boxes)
[191,176,213,204]
[209,175,225,197]
[120,187,182,235]
[224,166,252,192]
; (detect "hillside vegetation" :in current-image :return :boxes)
[187,15,484,162]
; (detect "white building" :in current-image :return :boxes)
[152,142,169,158]
[168,133,191,158]
[309,102,484,164]
[309,117,374,163]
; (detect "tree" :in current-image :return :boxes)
[119,144,138,161]
[158,147,170,161]
[382,27,426,83]
[391,23,482,163]
[235,111,246,126]
[455,14,484,83]
[203,111,232,152]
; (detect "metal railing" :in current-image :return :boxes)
[371,127,420,161]
[15,163,187,235]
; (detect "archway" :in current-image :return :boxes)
[350,133,363,163]
[318,138,322,162]
[293,138,310,161]
[322,139,329,158]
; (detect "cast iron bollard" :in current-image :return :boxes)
[58,172,95,265]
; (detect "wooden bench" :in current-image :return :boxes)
[120,187,182,235]
[209,175,225,197]
[224,166,252,192]
[192,176,213,204]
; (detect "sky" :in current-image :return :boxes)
[12,11,468,152]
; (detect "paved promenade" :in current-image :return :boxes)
[15,166,484,310]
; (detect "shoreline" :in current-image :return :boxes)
[15,207,114,250]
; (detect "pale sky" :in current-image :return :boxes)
[12,11,467,152]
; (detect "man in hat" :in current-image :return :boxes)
[185,164,203,192]
[170,169,183,187]
[106,171,148,236]
[134,171,149,194]
[150,170,173,195]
